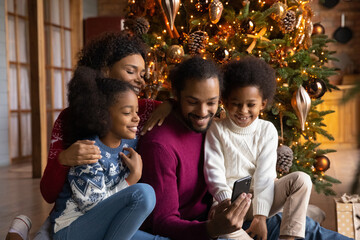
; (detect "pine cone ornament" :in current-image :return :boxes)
[188,31,209,55]
[280,10,296,33]
[124,17,150,36]
[276,145,293,174]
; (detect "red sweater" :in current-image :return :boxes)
[40,98,161,204]
[138,111,212,240]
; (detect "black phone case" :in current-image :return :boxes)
[231,175,252,202]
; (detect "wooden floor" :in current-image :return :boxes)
[0,149,359,240]
[0,163,52,240]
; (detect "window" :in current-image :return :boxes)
[6,0,82,174]
[7,0,31,162]
[44,0,73,141]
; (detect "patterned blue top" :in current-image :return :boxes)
[51,136,137,233]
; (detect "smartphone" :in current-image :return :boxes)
[231,176,252,203]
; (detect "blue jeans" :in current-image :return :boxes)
[54,183,157,240]
[243,213,354,240]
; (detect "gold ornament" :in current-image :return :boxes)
[314,155,330,172]
[312,23,325,35]
[214,47,229,63]
[291,86,311,131]
[270,2,287,21]
[209,0,223,24]
[304,78,327,99]
[166,45,185,64]
[284,46,295,56]
[161,0,180,30]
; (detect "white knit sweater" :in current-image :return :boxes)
[204,117,278,217]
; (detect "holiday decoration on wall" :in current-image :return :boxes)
[127,0,340,195]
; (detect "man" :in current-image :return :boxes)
[138,56,352,240]
[138,56,252,240]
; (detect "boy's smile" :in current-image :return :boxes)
[224,86,267,128]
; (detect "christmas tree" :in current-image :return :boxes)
[126,0,341,195]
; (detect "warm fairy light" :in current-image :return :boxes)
[177,11,180,15]
[289,37,293,40]
[303,70,306,74]
[321,52,324,55]
[281,57,285,60]
[305,147,307,149]
[260,112,264,116]
[226,1,228,4]
[180,3,182,6]
[157,36,162,40]
[307,127,310,130]
[233,21,236,24]
[296,160,300,164]
[163,30,167,33]
[198,22,201,25]
[312,122,315,126]
[210,24,213,27]
[270,26,273,31]
[251,10,255,13]
[319,177,323,181]
[232,47,235,50]
[305,122,308,126]
[148,53,152,56]
[312,65,315,68]
[190,15,193,18]
[181,26,184,29]
[278,103,281,106]
[209,42,213,45]
[295,142,298,144]
[277,77,281,81]
[219,25,222,28]
[309,136,313,140]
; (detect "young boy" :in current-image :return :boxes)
[204,56,312,240]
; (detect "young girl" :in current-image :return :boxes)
[51,67,155,240]
[204,56,312,240]
[41,31,172,205]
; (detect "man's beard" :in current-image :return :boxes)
[185,113,214,133]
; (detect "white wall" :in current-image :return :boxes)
[83,0,98,19]
[0,0,9,166]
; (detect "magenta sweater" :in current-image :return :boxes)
[138,111,212,240]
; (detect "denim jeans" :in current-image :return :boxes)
[243,212,354,240]
[53,183,156,240]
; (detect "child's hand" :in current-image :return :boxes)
[246,215,267,240]
[140,100,172,135]
[120,147,142,185]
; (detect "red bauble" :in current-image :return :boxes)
[314,155,330,172]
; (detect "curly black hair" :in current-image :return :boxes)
[169,56,223,98]
[222,56,276,104]
[65,66,136,143]
[76,31,148,71]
